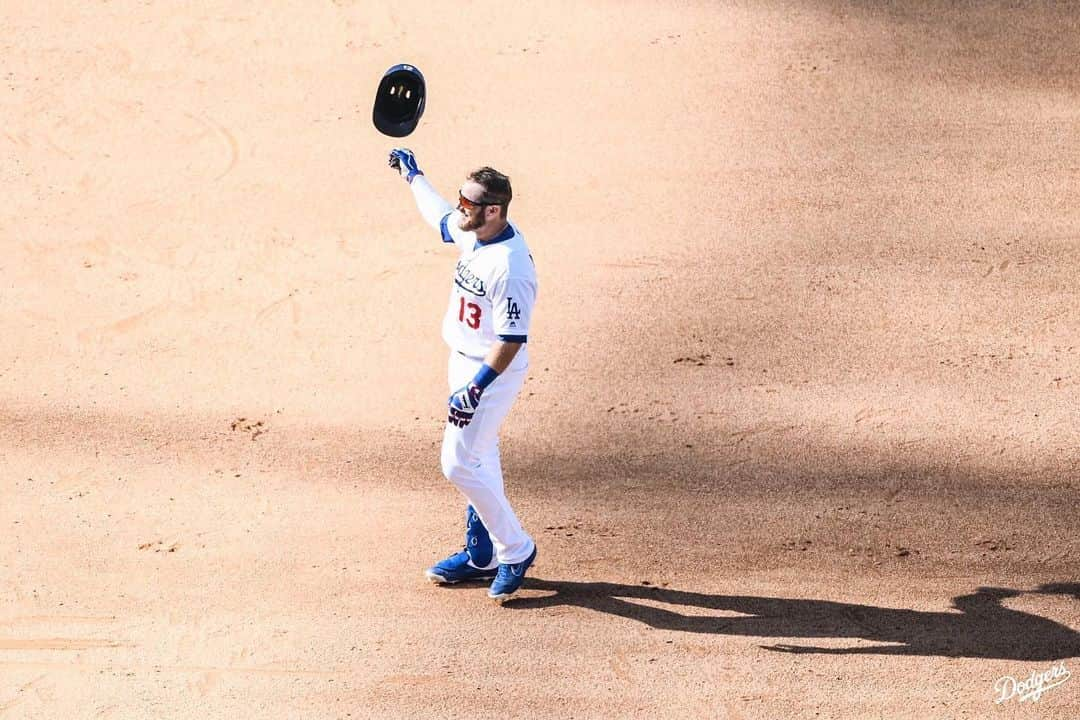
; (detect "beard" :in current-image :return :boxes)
[458,208,488,232]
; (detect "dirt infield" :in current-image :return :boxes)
[2,1,1078,717]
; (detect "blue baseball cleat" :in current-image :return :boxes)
[488,545,538,601]
[425,550,498,585]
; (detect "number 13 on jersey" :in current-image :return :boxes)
[458,296,481,329]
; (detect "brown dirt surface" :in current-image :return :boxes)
[2,1,1078,718]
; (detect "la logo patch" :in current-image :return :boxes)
[506,298,522,321]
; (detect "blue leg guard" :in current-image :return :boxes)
[465,504,494,568]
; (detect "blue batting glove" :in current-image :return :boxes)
[447,364,500,428]
[448,383,484,427]
[388,148,423,183]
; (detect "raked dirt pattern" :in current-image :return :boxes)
[1,1,1078,718]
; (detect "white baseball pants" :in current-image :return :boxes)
[440,351,535,565]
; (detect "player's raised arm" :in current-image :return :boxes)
[388,148,453,232]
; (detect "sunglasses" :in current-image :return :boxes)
[455,188,505,211]
[457,192,492,212]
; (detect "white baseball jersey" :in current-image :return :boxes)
[438,210,537,371]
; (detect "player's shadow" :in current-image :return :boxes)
[507,580,1080,660]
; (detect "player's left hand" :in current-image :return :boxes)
[448,383,484,427]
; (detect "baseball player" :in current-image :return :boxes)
[388,148,538,601]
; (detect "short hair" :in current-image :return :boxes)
[468,167,512,216]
